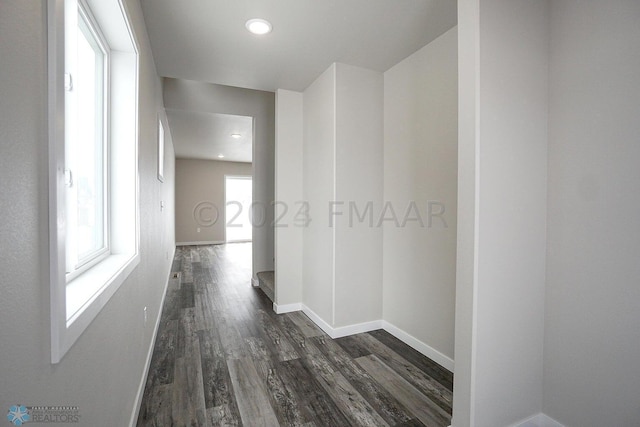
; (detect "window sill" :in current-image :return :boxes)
[66,252,139,325]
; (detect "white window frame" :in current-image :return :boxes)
[48,0,140,364]
[65,1,110,282]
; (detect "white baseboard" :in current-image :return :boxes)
[301,305,382,339]
[129,246,175,427]
[300,305,334,335]
[273,302,302,314]
[277,304,455,372]
[509,413,565,427]
[175,240,224,246]
[333,318,384,338]
[382,320,455,372]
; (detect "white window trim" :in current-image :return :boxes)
[65,0,111,282]
[48,0,140,364]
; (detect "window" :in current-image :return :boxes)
[157,118,165,182]
[65,2,109,281]
[225,176,253,243]
[48,0,140,363]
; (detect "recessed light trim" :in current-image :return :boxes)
[217,154,225,159]
[246,18,272,35]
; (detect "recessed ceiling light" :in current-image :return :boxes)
[231,133,241,139]
[217,154,225,158]
[246,18,272,35]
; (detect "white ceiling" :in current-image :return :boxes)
[167,111,253,162]
[140,0,457,92]
[140,0,457,162]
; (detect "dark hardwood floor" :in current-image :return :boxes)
[137,244,453,427]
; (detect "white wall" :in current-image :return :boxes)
[544,1,640,426]
[174,159,252,244]
[163,79,275,279]
[334,63,384,327]
[452,0,479,420]
[301,63,384,328]
[383,27,458,362]
[275,89,304,308]
[454,0,549,426]
[302,65,336,322]
[0,1,175,425]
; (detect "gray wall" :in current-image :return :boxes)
[454,1,640,426]
[454,0,549,425]
[452,0,478,419]
[0,1,175,425]
[475,1,549,424]
[544,1,640,426]
[383,27,458,365]
[175,159,252,244]
[163,79,275,278]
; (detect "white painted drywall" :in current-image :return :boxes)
[174,159,252,244]
[451,0,479,422]
[302,65,336,323]
[275,89,304,306]
[163,79,275,279]
[334,63,384,327]
[0,1,175,425]
[301,63,385,328]
[383,27,458,360]
[454,0,549,425]
[543,1,640,426]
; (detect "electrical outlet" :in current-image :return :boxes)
[197,227,201,233]
[143,306,148,325]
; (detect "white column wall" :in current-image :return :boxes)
[454,0,549,425]
[334,63,384,327]
[302,65,337,322]
[275,89,304,308]
[301,63,384,329]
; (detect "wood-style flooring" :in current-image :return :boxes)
[137,244,453,427]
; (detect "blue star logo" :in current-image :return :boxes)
[7,405,30,426]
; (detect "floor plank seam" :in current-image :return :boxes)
[137,244,453,427]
